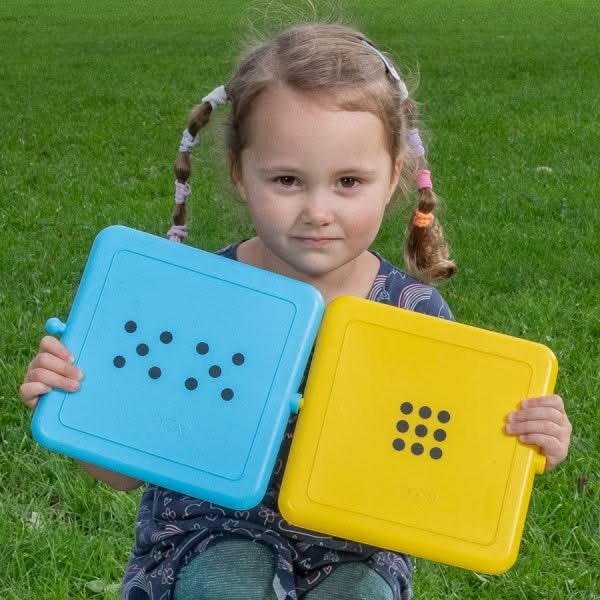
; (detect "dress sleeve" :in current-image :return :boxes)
[412,287,454,321]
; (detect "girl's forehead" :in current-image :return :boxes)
[251,84,360,118]
[244,85,389,158]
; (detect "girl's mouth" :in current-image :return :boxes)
[295,237,338,247]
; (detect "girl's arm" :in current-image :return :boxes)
[76,460,143,491]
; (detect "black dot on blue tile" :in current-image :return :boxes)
[196,342,209,355]
[125,321,137,333]
[434,428,447,442]
[185,378,198,391]
[411,443,424,456]
[396,420,409,433]
[113,355,126,368]
[160,331,173,344]
[232,353,245,366]
[149,366,161,379]
[221,388,234,401]
[415,424,428,437]
[400,402,413,415]
[209,365,221,378]
[438,410,451,424]
[393,438,405,451]
[430,447,443,460]
[136,343,149,356]
[419,406,432,419]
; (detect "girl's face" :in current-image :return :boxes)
[231,84,401,282]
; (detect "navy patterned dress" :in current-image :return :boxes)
[121,243,453,600]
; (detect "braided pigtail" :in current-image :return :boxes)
[403,98,456,283]
[168,85,229,242]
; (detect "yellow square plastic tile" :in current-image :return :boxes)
[279,296,557,574]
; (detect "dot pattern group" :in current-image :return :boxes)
[393,402,450,460]
[113,320,244,401]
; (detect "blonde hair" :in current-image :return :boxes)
[174,22,456,283]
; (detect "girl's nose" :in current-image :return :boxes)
[300,194,334,225]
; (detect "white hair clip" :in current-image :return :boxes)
[361,40,409,101]
[201,84,229,110]
[178,128,199,153]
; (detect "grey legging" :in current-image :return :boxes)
[174,539,393,600]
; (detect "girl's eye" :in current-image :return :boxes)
[275,176,297,187]
[339,177,360,188]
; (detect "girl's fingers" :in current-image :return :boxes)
[25,367,82,394]
[515,432,567,471]
[38,335,74,363]
[19,382,52,410]
[508,406,567,426]
[518,432,561,451]
[505,418,562,438]
[27,351,83,383]
[520,395,565,413]
[19,338,83,412]
[505,395,572,473]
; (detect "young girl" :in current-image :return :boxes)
[20,23,571,600]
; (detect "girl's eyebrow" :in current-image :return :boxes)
[258,166,302,175]
[333,166,378,177]
[258,166,378,176]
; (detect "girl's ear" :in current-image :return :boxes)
[229,153,247,202]
[385,157,403,206]
[390,157,403,194]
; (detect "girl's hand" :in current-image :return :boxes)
[505,395,572,472]
[20,339,141,491]
[19,336,84,410]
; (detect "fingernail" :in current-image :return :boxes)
[69,355,75,364]
[76,369,84,381]
[507,411,516,421]
[505,424,514,433]
[521,400,529,408]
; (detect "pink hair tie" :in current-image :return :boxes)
[417,169,432,190]
[408,128,425,158]
[175,180,191,205]
[167,224,188,243]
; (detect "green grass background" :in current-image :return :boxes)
[1,0,599,598]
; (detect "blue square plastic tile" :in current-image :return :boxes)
[32,226,324,509]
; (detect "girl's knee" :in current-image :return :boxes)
[305,562,393,600]
[174,538,277,600]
